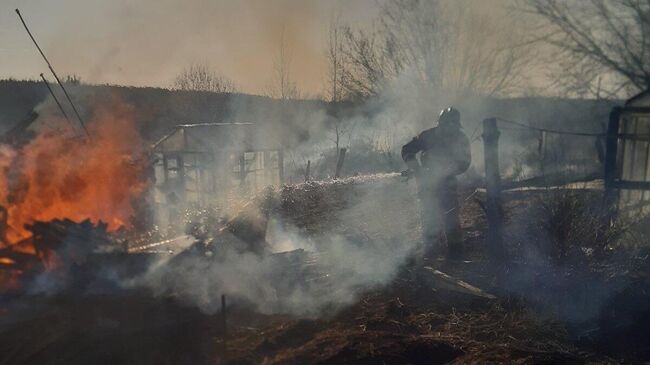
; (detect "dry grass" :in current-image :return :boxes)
[522,188,627,265]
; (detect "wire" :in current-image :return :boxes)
[496,117,650,139]
[15,9,90,139]
[496,117,605,137]
[40,73,75,129]
[468,122,482,143]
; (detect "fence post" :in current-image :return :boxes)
[482,118,504,259]
[278,149,284,184]
[604,107,621,207]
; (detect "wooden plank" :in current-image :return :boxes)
[621,106,650,114]
[423,267,496,299]
[614,180,650,190]
[604,107,621,204]
[618,133,650,142]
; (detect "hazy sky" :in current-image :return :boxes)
[1,0,379,95]
[1,1,519,96]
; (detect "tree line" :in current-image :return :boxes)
[173,0,650,101]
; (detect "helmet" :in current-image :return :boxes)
[438,107,460,127]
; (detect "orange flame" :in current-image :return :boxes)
[0,100,151,248]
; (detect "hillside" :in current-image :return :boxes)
[0,79,327,144]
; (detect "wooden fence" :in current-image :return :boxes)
[481,91,650,257]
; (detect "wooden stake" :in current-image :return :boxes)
[334,148,347,179]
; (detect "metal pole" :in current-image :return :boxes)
[39,73,74,129]
[15,9,90,138]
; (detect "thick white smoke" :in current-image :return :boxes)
[133,174,423,317]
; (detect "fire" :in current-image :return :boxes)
[0,100,151,249]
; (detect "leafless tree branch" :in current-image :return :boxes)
[267,28,300,100]
[525,0,650,97]
[173,63,237,93]
[336,0,532,98]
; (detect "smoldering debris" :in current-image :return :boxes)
[132,173,422,316]
[2,174,416,318]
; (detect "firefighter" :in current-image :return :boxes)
[402,107,471,259]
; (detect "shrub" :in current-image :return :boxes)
[525,188,626,265]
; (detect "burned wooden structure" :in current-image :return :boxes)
[152,122,284,211]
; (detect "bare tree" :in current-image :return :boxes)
[324,8,356,151]
[338,0,532,98]
[268,29,300,100]
[63,74,82,85]
[173,63,237,93]
[326,115,358,152]
[326,9,347,102]
[524,0,650,98]
[338,26,392,98]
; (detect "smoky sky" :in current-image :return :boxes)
[0,0,515,96]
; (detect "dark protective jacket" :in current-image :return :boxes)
[401,125,471,178]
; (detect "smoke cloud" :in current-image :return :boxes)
[133,174,422,317]
[0,0,379,95]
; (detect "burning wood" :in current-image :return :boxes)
[0,101,150,292]
[0,218,125,292]
[26,218,123,255]
[0,100,150,256]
